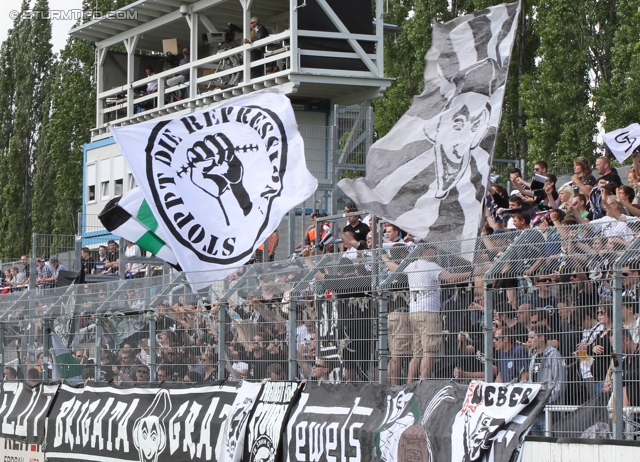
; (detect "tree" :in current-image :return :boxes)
[594,0,640,133]
[31,0,56,236]
[0,0,53,257]
[43,31,96,236]
[36,0,139,236]
[520,0,604,169]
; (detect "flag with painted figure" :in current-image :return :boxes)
[45,382,240,462]
[603,123,640,163]
[50,331,84,382]
[285,380,550,462]
[338,2,520,245]
[110,89,317,290]
[99,187,180,269]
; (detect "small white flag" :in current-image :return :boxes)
[110,89,317,290]
[603,123,640,163]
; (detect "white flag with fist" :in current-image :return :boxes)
[110,89,317,290]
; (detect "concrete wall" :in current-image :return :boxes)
[521,439,640,462]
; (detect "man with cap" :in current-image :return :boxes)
[35,257,53,289]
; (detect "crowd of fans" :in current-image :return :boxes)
[3,153,640,437]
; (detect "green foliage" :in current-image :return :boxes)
[521,0,608,169]
[34,0,139,237]
[0,0,140,255]
[0,0,53,256]
[45,34,96,236]
[593,1,640,132]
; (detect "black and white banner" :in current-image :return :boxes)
[244,381,304,462]
[110,89,318,290]
[0,382,58,444]
[218,381,262,462]
[45,382,239,462]
[603,123,640,163]
[286,380,549,462]
[286,382,385,462]
[0,380,549,462]
[339,2,520,246]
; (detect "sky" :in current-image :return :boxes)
[1,0,85,54]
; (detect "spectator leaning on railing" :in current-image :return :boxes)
[35,257,52,289]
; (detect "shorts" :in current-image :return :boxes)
[388,311,412,356]
[409,311,442,357]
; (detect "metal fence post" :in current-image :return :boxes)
[611,237,640,440]
[149,315,157,383]
[288,210,296,257]
[288,297,298,381]
[119,237,126,280]
[30,234,37,291]
[483,284,494,383]
[95,321,102,383]
[378,290,388,384]
[217,302,227,381]
[331,107,339,216]
[75,234,82,274]
[611,266,624,440]
[42,320,50,384]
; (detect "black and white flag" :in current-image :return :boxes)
[218,381,262,462]
[603,123,640,163]
[244,381,303,462]
[286,380,548,462]
[99,187,180,269]
[45,382,239,462]
[0,382,58,444]
[339,2,520,244]
[110,89,317,290]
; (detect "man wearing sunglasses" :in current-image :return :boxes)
[527,325,565,435]
[243,17,269,78]
[531,275,560,332]
[310,358,331,382]
[240,330,274,380]
[135,366,150,384]
[494,326,528,383]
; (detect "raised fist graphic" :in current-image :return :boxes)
[186,133,253,225]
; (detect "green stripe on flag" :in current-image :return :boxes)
[137,200,158,232]
[137,231,166,256]
[55,351,85,379]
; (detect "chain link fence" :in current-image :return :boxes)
[1,224,640,439]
